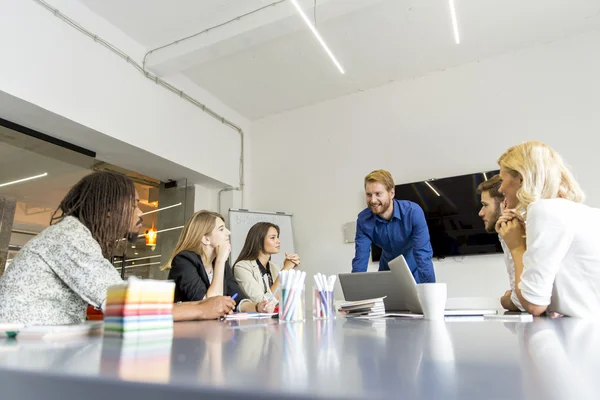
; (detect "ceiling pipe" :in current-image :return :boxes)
[32,0,245,205]
[142,0,286,73]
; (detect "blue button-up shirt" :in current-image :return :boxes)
[351,199,435,283]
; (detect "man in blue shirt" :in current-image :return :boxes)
[352,170,436,283]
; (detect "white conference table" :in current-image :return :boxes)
[0,315,598,400]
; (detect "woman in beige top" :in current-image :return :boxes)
[233,222,300,303]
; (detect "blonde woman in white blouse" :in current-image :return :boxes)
[233,222,300,303]
[495,141,600,318]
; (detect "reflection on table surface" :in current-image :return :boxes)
[0,317,599,399]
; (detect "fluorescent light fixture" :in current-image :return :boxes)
[0,172,48,188]
[139,225,184,237]
[141,202,182,216]
[449,0,460,44]
[424,181,441,197]
[290,0,345,74]
[483,172,488,181]
[113,254,162,264]
[116,261,161,271]
[120,225,185,242]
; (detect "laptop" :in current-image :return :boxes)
[339,255,497,317]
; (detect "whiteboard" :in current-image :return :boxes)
[228,209,295,267]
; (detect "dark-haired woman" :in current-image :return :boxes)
[233,222,300,303]
[0,172,235,325]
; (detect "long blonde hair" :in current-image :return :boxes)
[161,210,224,270]
[497,140,584,216]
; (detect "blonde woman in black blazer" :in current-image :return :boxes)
[163,210,272,313]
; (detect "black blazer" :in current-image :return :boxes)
[168,250,247,306]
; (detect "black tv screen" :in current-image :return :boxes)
[371,170,502,260]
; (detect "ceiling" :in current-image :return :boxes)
[79,0,600,119]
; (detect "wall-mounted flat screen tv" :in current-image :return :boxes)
[371,170,502,260]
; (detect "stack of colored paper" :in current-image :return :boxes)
[101,335,173,382]
[104,277,175,336]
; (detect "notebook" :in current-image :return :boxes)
[224,312,278,320]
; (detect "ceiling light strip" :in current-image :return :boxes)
[141,202,182,216]
[290,0,345,74]
[449,0,460,44]
[115,261,162,270]
[139,225,185,237]
[113,254,162,264]
[0,172,48,188]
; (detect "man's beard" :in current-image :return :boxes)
[127,217,143,243]
[127,231,140,243]
[370,198,391,216]
[486,208,502,233]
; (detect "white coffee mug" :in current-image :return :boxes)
[417,283,447,320]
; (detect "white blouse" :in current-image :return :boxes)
[499,236,525,311]
[520,199,600,318]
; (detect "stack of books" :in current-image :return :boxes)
[339,296,386,318]
[104,277,175,337]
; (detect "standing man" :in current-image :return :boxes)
[352,170,435,283]
[476,175,524,311]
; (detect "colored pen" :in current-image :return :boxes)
[231,293,239,300]
[265,286,281,303]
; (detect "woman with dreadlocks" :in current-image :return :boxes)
[0,171,235,325]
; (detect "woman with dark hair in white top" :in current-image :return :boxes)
[496,140,600,318]
[233,222,300,304]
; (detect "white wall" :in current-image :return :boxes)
[193,185,219,213]
[248,30,600,303]
[0,0,248,188]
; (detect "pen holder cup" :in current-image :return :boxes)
[279,285,305,322]
[313,285,335,320]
